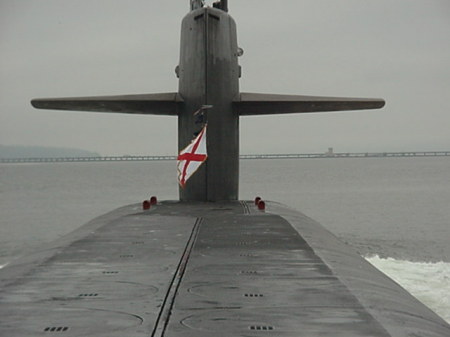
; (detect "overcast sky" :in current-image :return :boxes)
[1,0,449,155]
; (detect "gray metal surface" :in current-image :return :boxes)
[31,93,182,115]
[235,92,385,115]
[0,204,197,336]
[177,7,240,201]
[1,201,449,336]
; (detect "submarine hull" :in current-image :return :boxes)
[1,201,448,336]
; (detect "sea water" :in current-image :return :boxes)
[367,255,450,323]
[0,157,449,322]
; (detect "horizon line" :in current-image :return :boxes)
[1,150,450,163]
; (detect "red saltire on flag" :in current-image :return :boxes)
[177,124,208,188]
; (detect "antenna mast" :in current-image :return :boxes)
[190,0,204,11]
[213,0,228,12]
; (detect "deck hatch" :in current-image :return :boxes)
[250,325,274,331]
[78,293,98,297]
[44,327,69,332]
[236,241,252,246]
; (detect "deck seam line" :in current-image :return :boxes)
[240,201,250,215]
[151,217,202,337]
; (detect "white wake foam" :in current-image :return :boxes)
[366,255,450,324]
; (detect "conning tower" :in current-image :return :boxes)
[178,1,239,201]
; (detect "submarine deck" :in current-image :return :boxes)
[1,201,449,336]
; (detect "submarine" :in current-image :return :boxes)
[1,1,449,336]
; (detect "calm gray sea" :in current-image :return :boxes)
[1,157,449,321]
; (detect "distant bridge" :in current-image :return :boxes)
[1,151,449,164]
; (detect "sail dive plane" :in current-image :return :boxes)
[1,1,449,336]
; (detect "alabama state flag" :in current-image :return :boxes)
[177,124,208,187]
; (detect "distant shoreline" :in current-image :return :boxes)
[0,145,100,159]
[1,151,449,164]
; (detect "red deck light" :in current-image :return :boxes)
[142,200,151,210]
[258,200,265,211]
[150,196,157,205]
